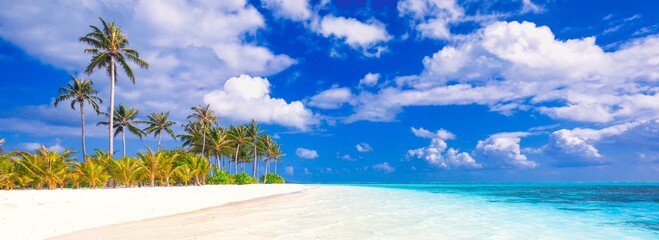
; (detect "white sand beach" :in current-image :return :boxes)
[0,184,312,240]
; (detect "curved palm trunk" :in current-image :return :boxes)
[122,127,126,157]
[253,143,258,182]
[234,144,240,174]
[275,160,277,174]
[79,101,87,159]
[263,159,269,183]
[109,57,116,158]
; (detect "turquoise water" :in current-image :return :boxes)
[355,183,659,238]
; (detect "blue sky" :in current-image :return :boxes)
[1,0,658,182]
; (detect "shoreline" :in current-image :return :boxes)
[0,184,313,240]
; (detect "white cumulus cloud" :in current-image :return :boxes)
[348,21,659,124]
[204,75,317,131]
[474,132,537,169]
[317,15,391,56]
[262,0,311,21]
[372,162,395,173]
[308,86,353,109]
[359,73,381,87]
[397,0,464,39]
[296,147,319,159]
[355,143,373,152]
[407,127,481,169]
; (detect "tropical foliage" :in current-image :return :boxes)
[0,18,290,191]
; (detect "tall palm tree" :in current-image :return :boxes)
[54,76,102,158]
[228,125,250,174]
[247,120,263,180]
[80,17,149,158]
[206,127,230,171]
[259,135,284,183]
[187,105,217,160]
[98,104,144,157]
[139,112,176,151]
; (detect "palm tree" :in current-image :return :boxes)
[112,156,143,187]
[54,76,102,158]
[80,17,149,158]
[15,146,75,190]
[137,147,159,187]
[259,135,284,183]
[228,125,249,174]
[139,112,176,151]
[157,150,180,186]
[206,127,230,171]
[187,105,217,160]
[98,104,144,157]
[73,158,109,189]
[0,151,18,190]
[247,120,263,181]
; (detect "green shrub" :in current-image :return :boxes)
[207,171,231,185]
[260,173,285,184]
[234,172,257,185]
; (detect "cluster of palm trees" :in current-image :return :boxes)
[1,146,213,190]
[179,105,285,179]
[0,18,288,190]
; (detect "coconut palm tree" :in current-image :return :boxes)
[15,146,75,190]
[187,105,217,160]
[228,125,249,174]
[259,135,284,183]
[247,119,263,180]
[206,127,230,171]
[112,156,143,187]
[72,158,109,189]
[54,76,102,158]
[157,150,180,186]
[80,17,149,158]
[137,147,159,187]
[98,104,144,157]
[0,151,18,190]
[139,112,176,151]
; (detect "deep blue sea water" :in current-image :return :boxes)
[356,183,659,236]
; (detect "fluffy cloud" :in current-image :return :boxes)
[204,75,317,131]
[397,0,464,39]
[541,121,653,166]
[308,87,353,109]
[407,127,481,169]
[317,15,391,56]
[359,73,381,87]
[262,0,311,21]
[355,143,373,152]
[348,21,659,124]
[474,132,537,169]
[0,1,297,133]
[372,162,395,173]
[296,147,319,159]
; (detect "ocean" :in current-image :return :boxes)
[332,183,659,239]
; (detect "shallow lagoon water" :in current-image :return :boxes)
[264,183,659,239]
